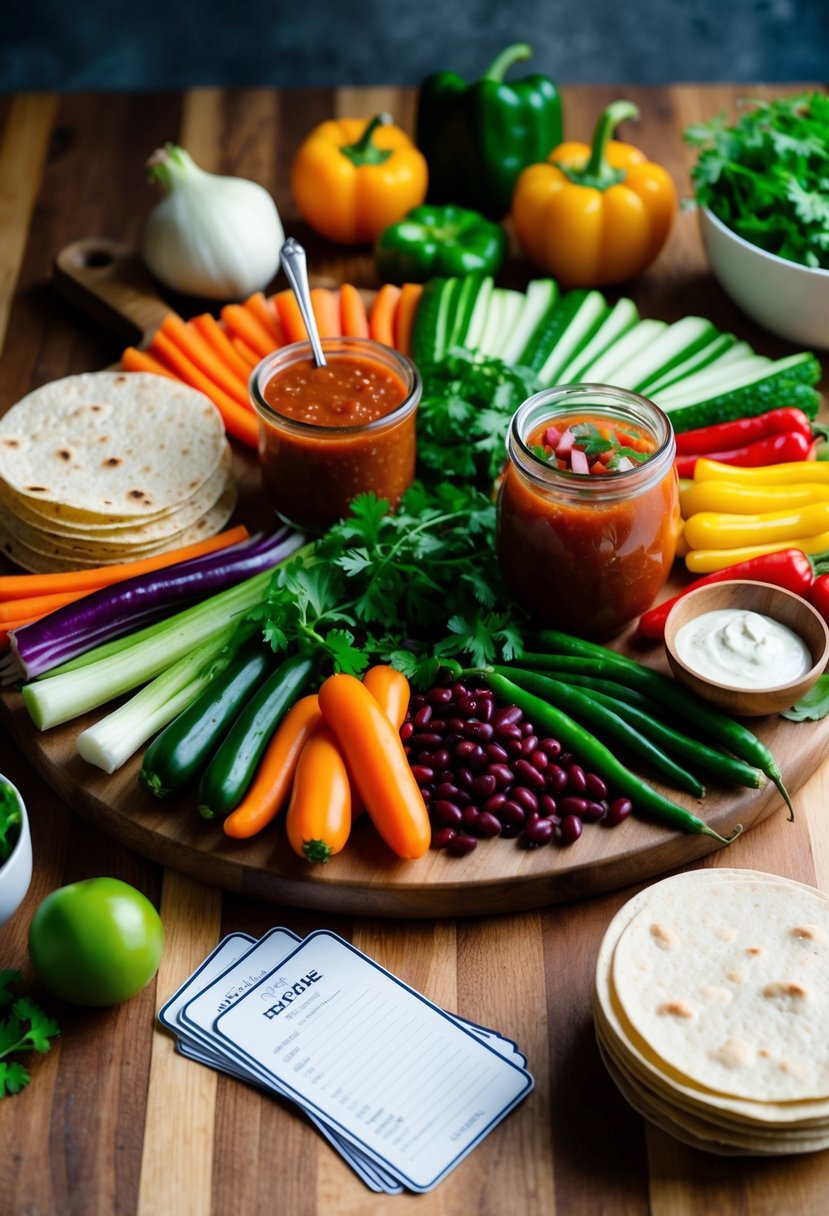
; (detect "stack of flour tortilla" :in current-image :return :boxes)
[0,372,236,571]
[593,867,829,1155]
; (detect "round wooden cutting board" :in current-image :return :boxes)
[1,239,826,917]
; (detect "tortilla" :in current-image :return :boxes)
[0,371,226,520]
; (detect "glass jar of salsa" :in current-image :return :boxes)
[249,337,421,532]
[497,385,679,638]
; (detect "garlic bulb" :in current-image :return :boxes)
[142,144,284,300]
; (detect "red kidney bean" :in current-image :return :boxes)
[448,717,467,734]
[558,752,575,767]
[451,682,470,700]
[432,748,451,770]
[559,796,588,819]
[465,720,494,743]
[432,800,463,828]
[420,787,432,805]
[462,805,480,831]
[414,732,444,750]
[428,687,453,705]
[500,801,526,828]
[400,721,414,743]
[545,765,567,795]
[454,740,484,764]
[519,734,539,755]
[580,801,607,823]
[472,773,497,799]
[485,741,509,763]
[446,833,478,856]
[413,704,433,729]
[529,750,548,772]
[410,693,425,710]
[558,815,583,845]
[524,817,555,847]
[499,823,522,839]
[510,787,538,816]
[437,769,455,785]
[540,737,561,759]
[483,793,508,817]
[487,764,514,790]
[415,751,435,767]
[606,797,633,826]
[567,764,587,794]
[455,768,474,789]
[495,722,522,742]
[409,765,435,785]
[432,826,457,849]
[585,772,608,801]
[493,705,523,728]
[434,782,459,800]
[475,812,502,838]
[538,794,558,818]
[475,697,495,723]
[513,759,546,790]
[520,721,535,737]
[506,739,523,757]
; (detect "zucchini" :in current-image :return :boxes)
[555,298,639,383]
[537,291,609,384]
[624,316,721,393]
[498,279,559,366]
[410,277,459,365]
[197,653,314,820]
[460,276,494,350]
[576,319,666,384]
[660,353,823,432]
[139,637,274,798]
[653,355,771,408]
[639,333,739,395]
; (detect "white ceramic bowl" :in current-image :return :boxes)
[0,777,32,927]
[699,205,829,350]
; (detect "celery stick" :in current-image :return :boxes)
[75,626,239,773]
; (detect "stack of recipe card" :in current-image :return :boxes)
[159,926,534,1193]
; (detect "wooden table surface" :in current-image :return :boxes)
[1,81,829,1216]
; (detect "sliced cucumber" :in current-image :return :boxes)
[520,290,587,372]
[660,353,823,431]
[576,319,667,384]
[555,298,640,383]
[639,333,738,395]
[447,274,483,351]
[459,276,494,351]
[498,279,559,366]
[410,277,459,366]
[653,356,771,408]
[623,317,721,393]
[537,291,609,385]
[479,289,525,358]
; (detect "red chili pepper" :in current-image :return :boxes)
[808,574,829,625]
[675,430,812,479]
[674,407,813,456]
[636,548,818,641]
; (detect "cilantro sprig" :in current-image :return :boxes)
[685,92,829,269]
[250,481,527,684]
[0,970,59,1097]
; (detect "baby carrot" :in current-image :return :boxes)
[369,284,401,347]
[340,282,370,338]
[393,283,423,356]
[310,288,342,339]
[285,723,352,863]
[121,346,178,378]
[222,694,322,840]
[157,314,249,407]
[243,292,285,345]
[191,312,257,381]
[220,303,278,359]
[273,290,308,344]
[148,329,259,447]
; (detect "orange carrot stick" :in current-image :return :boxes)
[244,292,285,345]
[121,346,178,378]
[220,303,278,359]
[340,282,370,338]
[148,330,259,447]
[0,588,93,622]
[157,314,250,407]
[273,290,308,344]
[369,284,401,347]
[0,526,249,598]
[310,287,341,339]
[394,283,423,357]
[230,336,261,368]
[191,313,257,381]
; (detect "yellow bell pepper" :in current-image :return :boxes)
[680,479,829,518]
[687,531,829,573]
[694,457,829,485]
[511,100,677,288]
[291,113,428,245]
[684,502,829,551]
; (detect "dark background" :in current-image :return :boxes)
[2,0,828,91]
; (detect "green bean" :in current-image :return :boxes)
[493,667,706,798]
[524,632,794,819]
[484,672,742,844]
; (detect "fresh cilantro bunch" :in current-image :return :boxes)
[685,92,829,269]
[416,350,541,487]
[0,970,59,1096]
[252,482,525,682]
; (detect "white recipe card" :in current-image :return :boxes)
[213,929,534,1192]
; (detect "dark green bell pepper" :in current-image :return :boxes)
[416,43,563,220]
[374,204,507,284]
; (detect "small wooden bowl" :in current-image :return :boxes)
[663,580,829,717]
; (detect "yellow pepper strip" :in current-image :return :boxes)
[680,479,829,518]
[511,100,677,288]
[694,457,829,485]
[674,517,690,559]
[686,530,829,573]
[684,502,829,551]
[290,113,428,245]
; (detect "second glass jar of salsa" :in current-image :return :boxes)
[497,385,680,638]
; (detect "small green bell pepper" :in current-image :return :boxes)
[416,43,563,220]
[374,204,507,284]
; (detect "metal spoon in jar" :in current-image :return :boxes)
[280,236,327,368]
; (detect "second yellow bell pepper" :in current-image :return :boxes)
[291,113,428,245]
[511,100,677,288]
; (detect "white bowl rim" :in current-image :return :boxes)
[701,204,829,280]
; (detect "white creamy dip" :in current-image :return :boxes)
[674,608,812,690]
